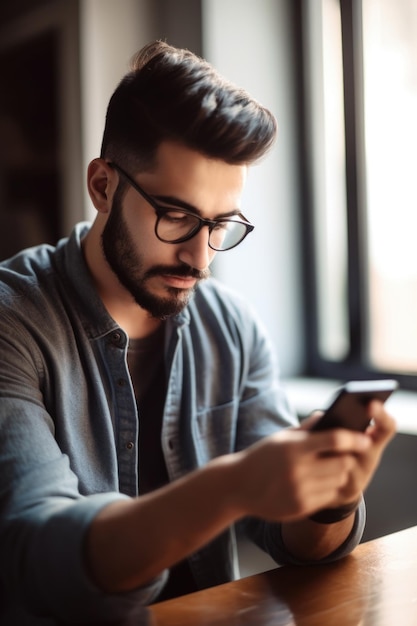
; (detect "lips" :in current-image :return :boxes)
[160,274,197,289]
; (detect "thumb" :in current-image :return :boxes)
[299,410,324,431]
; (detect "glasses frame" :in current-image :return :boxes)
[108,162,254,251]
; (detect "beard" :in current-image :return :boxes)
[101,190,210,319]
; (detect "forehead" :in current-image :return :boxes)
[139,141,247,208]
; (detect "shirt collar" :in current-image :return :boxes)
[56,222,191,340]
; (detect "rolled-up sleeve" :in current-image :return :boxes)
[0,401,167,623]
[242,497,366,567]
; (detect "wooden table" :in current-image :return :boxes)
[149,525,417,625]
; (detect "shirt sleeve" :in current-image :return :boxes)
[0,295,166,624]
[0,395,167,623]
[230,293,365,564]
[233,295,299,449]
[242,497,366,566]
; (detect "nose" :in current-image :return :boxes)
[177,225,214,271]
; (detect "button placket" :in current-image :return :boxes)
[106,328,138,496]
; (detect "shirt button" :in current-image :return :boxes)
[117,378,127,387]
[112,331,122,344]
[126,441,134,450]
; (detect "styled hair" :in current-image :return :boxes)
[100,40,277,171]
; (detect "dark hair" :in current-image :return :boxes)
[100,40,277,171]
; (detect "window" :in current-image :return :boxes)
[300,0,417,389]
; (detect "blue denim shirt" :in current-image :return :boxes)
[0,223,365,624]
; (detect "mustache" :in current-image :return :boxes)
[144,265,211,281]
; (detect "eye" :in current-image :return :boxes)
[213,220,233,232]
[162,210,193,223]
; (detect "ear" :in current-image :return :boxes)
[87,158,117,214]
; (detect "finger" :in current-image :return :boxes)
[299,411,323,431]
[307,428,371,457]
[310,453,357,483]
[365,400,397,445]
[297,456,359,510]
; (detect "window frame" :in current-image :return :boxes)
[295,0,417,391]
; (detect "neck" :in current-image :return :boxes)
[112,307,163,339]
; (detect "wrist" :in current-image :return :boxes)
[309,497,361,524]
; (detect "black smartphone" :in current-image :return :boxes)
[310,379,398,432]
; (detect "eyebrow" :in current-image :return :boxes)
[152,194,242,220]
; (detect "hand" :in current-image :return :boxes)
[232,422,375,523]
[233,400,396,522]
[321,399,396,506]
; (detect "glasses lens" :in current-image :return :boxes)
[157,211,200,242]
[156,211,250,251]
[209,221,248,251]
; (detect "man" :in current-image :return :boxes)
[0,41,395,624]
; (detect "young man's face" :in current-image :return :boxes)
[102,141,247,319]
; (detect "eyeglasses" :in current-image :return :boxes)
[108,162,254,251]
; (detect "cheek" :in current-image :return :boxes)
[208,249,217,266]
[126,218,179,265]
[122,204,159,254]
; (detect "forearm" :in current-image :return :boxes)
[281,515,355,561]
[86,454,242,593]
[280,497,365,563]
